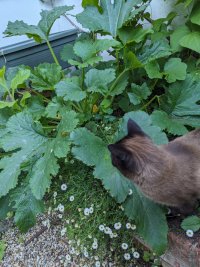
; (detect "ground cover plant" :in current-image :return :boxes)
[0,0,200,258]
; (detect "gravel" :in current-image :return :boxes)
[1,215,82,267]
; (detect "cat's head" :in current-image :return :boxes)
[108,119,159,180]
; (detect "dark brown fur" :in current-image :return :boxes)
[108,119,200,214]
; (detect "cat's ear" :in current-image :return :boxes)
[127,118,146,137]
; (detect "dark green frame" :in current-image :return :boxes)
[0,29,77,68]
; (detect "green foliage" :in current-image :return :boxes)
[77,0,145,37]
[30,63,62,91]
[123,184,168,254]
[179,32,200,53]
[56,77,86,102]
[85,68,116,95]
[1,0,200,257]
[4,6,73,42]
[164,57,187,83]
[12,181,44,232]
[160,75,200,116]
[128,83,151,105]
[181,215,200,232]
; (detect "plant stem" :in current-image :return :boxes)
[46,40,64,78]
[81,68,85,90]
[106,68,128,97]
[1,84,14,101]
[30,89,50,102]
[141,95,159,110]
[71,103,83,113]
[42,125,57,129]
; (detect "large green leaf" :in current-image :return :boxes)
[128,83,151,105]
[30,63,62,91]
[26,96,45,119]
[4,6,73,42]
[123,184,168,255]
[164,58,187,83]
[109,70,129,96]
[0,111,78,199]
[151,110,188,135]
[138,39,171,64]
[0,196,11,220]
[85,68,116,95]
[70,128,130,203]
[10,69,30,90]
[117,111,168,145]
[118,25,153,45]
[12,183,44,232]
[160,75,200,116]
[29,110,78,199]
[0,66,30,105]
[73,39,120,61]
[0,113,47,198]
[170,25,190,52]
[190,2,200,26]
[55,77,86,102]
[144,61,162,79]
[77,0,144,37]
[179,32,200,54]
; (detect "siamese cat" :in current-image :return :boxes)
[108,119,200,214]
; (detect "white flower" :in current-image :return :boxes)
[65,254,71,261]
[95,261,101,267]
[58,204,64,213]
[110,233,114,238]
[104,227,112,235]
[128,189,133,195]
[69,196,74,202]
[124,253,131,260]
[84,251,89,257]
[58,214,63,219]
[113,233,118,238]
[126,223,131,229]
[84,208,90,216]
[94,256,99,261]
[61,184,67,191]
[131,225,136,230]
[89,207,94,213]
[69,247,75,254]
[66,220,70,224]
[75,223,79,228]
[53,192,57,198]
[114,222,121,230]
[92,242,98,249]
[70,159,74,164]
[99,224,105,231]
[61,227,67,236]
[121,243,128,250]
[42,219,50,228]
[133,251,140,259]
[186,229,194,237]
